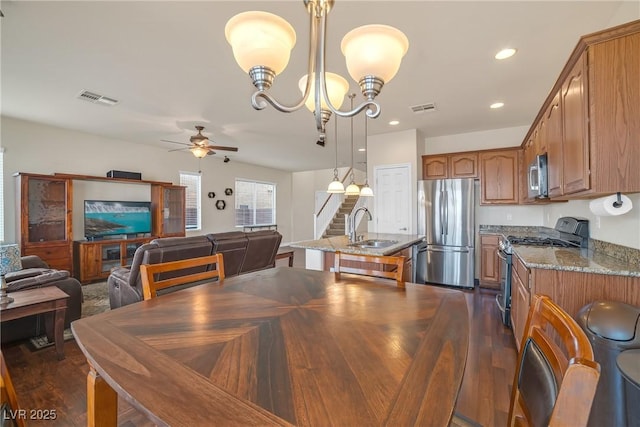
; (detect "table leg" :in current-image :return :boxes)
[87,365,117,427]
[53,307,66,360]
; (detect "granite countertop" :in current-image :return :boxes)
[290,233,425,256]
[479,225,640,278]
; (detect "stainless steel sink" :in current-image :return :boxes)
[347,239,398,248]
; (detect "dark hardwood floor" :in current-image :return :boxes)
[2,248,517,426]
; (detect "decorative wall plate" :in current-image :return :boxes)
[207,192,216,199]
[216,200,226,210]
[225,188,233,196]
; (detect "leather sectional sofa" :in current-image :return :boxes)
[108,230,282,309]
[1,255,84,344]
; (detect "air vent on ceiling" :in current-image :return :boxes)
[410,102,436,113]
[77,90,119,106]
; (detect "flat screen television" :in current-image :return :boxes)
[84,200,152,239]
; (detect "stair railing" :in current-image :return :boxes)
[314,168,352,239]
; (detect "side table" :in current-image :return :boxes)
[0,287,69,360]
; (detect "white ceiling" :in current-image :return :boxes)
[1,1,635,172]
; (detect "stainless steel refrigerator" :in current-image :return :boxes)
[416,179,475,288]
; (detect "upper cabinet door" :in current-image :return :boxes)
[561,53,590,195]
[422,155,449,179]
[546,90,564,198]
[449,152,478,178]
[479,150,519,204]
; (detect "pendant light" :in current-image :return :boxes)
[359,112,374,197]
[344,94,360,196]
[327,116,345,193]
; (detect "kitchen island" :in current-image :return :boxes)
[290,233,424,275]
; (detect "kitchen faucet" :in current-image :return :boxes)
[348,206,372,243]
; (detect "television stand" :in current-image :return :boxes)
[73,237,155,284]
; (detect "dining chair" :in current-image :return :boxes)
[334,251,406,287]
[1,350,26,427]
[507,293,600,427]
[140,253,225,300]
[450,294,600,427]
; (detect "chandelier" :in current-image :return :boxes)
[225,0,409,145]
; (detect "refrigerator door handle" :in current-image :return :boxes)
[428,247,470,253]
[443,190,449,235]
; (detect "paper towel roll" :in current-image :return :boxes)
[589,194,633,216]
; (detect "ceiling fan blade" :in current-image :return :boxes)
[161,139,190,146]
[168,147,188,152]
[206,145,238,152]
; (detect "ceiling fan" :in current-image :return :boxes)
[162,126,238,158]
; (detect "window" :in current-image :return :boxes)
[235,179,276,226]
[180,171,201,230]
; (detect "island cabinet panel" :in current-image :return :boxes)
[561,53,590,195]
[479,234,501,289]
[479,149,520,204]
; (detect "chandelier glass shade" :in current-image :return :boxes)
[225,0,409,144]
[299,72,349,112]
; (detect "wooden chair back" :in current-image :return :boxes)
[1,351,26,427]
[508,294,600,427]
[140,253,225,300]
[334,251,406,287]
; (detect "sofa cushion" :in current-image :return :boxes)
[241,230,282,273]
[6,269,70,292]
[207,232,248,276]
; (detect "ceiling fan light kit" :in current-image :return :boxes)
[164,126,239,159]
[225,0,409,145]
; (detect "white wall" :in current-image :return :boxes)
[424,126,529,155]
[367,129,421,234]
[543,194,640,249]
[608,1,640,26]
[1,116,293,243]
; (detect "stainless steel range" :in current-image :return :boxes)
[495,217,589,328]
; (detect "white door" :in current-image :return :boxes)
[374,164,411,234]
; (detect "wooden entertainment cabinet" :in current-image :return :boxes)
[74,237,152,284]
[15,172,185,282]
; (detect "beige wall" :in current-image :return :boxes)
[2,116,294,244]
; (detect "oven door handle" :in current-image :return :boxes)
[496,249,507,261]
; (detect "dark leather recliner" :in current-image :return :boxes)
[1,255,84,344]
[108,231,282,309]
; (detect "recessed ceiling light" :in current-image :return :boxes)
[490,102,504,109]
[389,120,400,126]
[358,148,366,152]
[495,48,517,60]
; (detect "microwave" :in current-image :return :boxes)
[528,153,548,199]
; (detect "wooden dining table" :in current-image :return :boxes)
[72,267,469,427]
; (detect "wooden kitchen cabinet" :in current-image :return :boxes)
[546,90,564,198]
[422,155,448,179]
[479,149,520,204]
[561,53,590,195]
[510,254,531,351]
[422,152,478,180]
[520,20,640,199]
[479,234,501,289]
